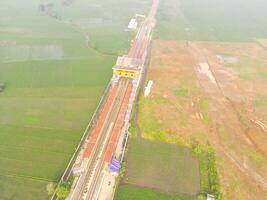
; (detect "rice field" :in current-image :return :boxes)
[115,184,196,200]
[155,0,267,42]
[121,138,200,197]
[0,0,151,199]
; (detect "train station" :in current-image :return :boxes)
[112,56,143,78]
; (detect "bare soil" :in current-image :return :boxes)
[144,40,267,200]
[257,39,267,50]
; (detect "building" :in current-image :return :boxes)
[113,56,143,78]
[144,80,153,97]
[207,194,215,200]
[128,18,137,30]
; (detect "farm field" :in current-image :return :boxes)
[132,40,267,200]
[115,0,267,199]
[122,138,200,196]
[155,0,267,42]
[115,184,196,200]
[0,0,151,199]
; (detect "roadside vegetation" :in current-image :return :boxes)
[55,182,71,200]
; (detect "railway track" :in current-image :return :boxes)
[67,1,159,199]
[72,78,130,200]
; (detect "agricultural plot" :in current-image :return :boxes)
[0,0,151,199]
[115,184,196,200]
[122,138,200,196]
[117,0,267,199]
[155,0,267,42]
[133,40,267,200]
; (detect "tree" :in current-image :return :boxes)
[56,182,70,200]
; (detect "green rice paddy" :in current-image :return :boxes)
[121,138,200,197]
[115,184,196,200]
[0,0,151,199]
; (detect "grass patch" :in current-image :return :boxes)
[115,184,196,200]
[138,97,165,140]
[123,138,200,196]
[241,145,265,167]
[175,87,188,98]
[254,97,267,106]
[223,55,266,80]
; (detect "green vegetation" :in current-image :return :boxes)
[175,87,188,98]
[138,97,166,140]
[223,56,267,80]
[122,138,200,196]
[241,144,265,167]
[0,0,151,199]
[116,184,196,200]
[155,0,267,42]
[115,93,221,199]
[56,182,70,200]
[192,143,223,200]
[255,97,267,106]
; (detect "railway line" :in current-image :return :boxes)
[83,79,131,200]
[67,1,159,199]
[69,79,130,200]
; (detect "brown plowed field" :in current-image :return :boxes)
[143,40,267,200]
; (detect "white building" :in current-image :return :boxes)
[128,18,137,30]
[207,194,215,200]
[144,80,153,97]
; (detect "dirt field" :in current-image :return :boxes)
[257,39,267,49]
[140,40,267,200]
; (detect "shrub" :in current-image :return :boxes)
[56,182,70,200]
[192,142,223,199]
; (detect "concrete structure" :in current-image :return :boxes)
[113,66,139,78]
[207,194,215,200]
[144,80,153,97]
[128,18,137,30]
[113,56,143,78]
